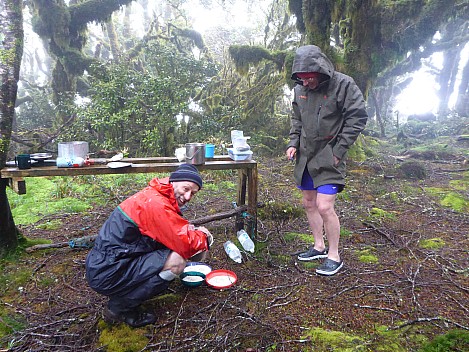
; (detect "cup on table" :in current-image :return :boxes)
[15,154,31,169]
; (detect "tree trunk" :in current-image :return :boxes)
[437,47,460,119]
[0,0,24,256]
[454,53,469,116]
[370,90,386,137]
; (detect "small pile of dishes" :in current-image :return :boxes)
[180,262,237,290]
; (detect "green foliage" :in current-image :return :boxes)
[419,329,469,352]
[71,41,216,156]
[348,142,366,162]
[419,238,445,250]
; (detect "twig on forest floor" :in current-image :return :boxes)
[389,316,468,331]
[362,221,400,247]
[266,297,299,310]
[353,303,404,316]
[168,292,189,351]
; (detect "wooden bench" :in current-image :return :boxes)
[1,155,258,232]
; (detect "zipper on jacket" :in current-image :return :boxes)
[317,104,322,126]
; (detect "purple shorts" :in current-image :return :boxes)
[298,168,342,194]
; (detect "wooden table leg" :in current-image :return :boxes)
[9,177,26,195]
[236,169,247,231]
[247,165,258,236]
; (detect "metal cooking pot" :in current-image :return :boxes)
[185,143,205,165]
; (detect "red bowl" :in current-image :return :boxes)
[205,269,237,289]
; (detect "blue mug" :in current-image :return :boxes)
[15,154,31,169]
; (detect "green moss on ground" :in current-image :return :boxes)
[419,238,445,250]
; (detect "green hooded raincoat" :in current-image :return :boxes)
[287,45,368,190]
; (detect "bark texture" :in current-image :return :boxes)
[0,0,24,255]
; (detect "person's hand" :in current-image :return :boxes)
[195,226,213,247]
[333,155,340,166]
[286,147,296,161]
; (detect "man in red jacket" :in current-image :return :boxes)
[86,164,213,327]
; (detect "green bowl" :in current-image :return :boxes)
[180,271,206,287]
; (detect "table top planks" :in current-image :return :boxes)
[1,156,257,178]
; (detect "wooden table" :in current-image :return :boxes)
[1,155,258,232]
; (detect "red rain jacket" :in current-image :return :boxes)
[119,177,208,259]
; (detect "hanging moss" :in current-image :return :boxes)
[283,50,296,87]
[228,45,273,75]
[180,29,205,50]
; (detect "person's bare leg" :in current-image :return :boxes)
[316,193,340,262]
[302,190,326,251]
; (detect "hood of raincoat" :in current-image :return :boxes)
[291,45,335,84]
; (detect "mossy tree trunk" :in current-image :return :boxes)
[0,0,24,256]
[29,0,134,109]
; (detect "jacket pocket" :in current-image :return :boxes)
[312,143,336,173]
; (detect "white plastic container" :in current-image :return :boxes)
[237,229,255,253]
[227,148,253,161]
[223,240,242,263]
[58,141,89,159]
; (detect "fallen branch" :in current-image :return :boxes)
[191,205,248,225]
[435,168,469,173]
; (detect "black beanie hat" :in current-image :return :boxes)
[169,164,203,189]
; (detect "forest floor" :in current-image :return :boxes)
[1,138,468,352]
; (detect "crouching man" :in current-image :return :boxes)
[86,164,213,327]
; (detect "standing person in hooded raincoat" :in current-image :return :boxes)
[286,45,368,276]
[86,164,213,327]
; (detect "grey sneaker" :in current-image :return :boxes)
[316,259,343,276]
[297,247,328,261]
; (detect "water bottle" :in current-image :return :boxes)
[237,229,255,253]
[223,241,242,263]
[56,156,84,168]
